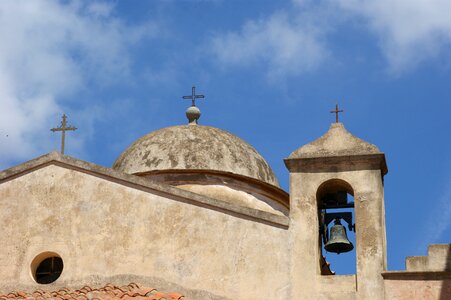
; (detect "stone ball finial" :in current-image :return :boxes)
[186,106,201,125]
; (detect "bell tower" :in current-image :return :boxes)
[285,121,388,299]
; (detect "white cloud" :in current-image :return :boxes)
[336,0,451,73]
[0,1,156,168]
[86,1,114,17]
[211,11,328,79]
[211,0,451,76]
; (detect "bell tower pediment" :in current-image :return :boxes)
[288,122,383,160]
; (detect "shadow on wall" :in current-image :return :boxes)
[440,246,451,300]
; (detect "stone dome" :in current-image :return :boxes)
[113,125,280,187]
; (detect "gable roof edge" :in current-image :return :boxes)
[0,152,289,228]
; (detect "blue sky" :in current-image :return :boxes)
[0,0,449,274]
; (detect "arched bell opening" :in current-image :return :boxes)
[317,179,356,275]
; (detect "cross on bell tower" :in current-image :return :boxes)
[330,104,344,123]
[51,113,77,155]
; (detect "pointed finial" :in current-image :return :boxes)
[182,86,205,124]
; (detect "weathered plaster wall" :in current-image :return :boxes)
[383,244,451,300]
[0,165,289,299]
[384,277,451,299]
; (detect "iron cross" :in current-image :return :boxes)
[330,104,344,123]
[182,86,205,106]
[51,114,77,155]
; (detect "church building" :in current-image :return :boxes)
[0,91,449,299]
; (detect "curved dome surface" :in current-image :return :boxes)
[113,125,280,187]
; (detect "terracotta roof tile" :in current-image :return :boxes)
[0,283,186,300]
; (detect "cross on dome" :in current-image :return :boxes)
[182,86,205,107]
[182,86,205,125]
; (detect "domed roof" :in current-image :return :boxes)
[113,125,280,187]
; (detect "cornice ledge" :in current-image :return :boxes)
[381,271,451,280]
[284,153,388,175]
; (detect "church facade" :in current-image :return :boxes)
[0,108,449,299]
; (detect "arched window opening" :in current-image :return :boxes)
[317,179,356,275]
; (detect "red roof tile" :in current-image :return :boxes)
[0,283,186,300]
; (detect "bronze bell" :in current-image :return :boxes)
[325,218,354,254]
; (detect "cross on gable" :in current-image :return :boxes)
[182,86,205,107]
[330,104,344,123]
[51,113,77,155]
